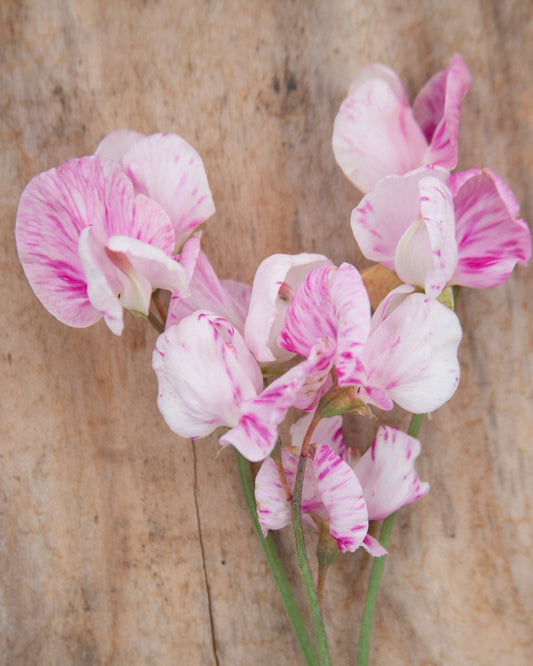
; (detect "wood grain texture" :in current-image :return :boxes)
[1,1,532,664]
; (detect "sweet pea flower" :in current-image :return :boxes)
[279,263,462,414]
[255,417,428,554]
[352,166,531,293]
[16,155,191,335]
[332,54,471,193]
[96,130,216,249]
[244,252,332,364]
[153,310,334,461]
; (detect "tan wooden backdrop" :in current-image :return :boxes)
[1,1,532,664]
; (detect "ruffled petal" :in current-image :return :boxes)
[95,129,145,163]
[362,293,462,413]
[354,426,429,521]
[351,166,450,268]
[450,169,531,288]
[152,312,262,439]
[414,54,472,170]
[313,444,368,553]
[120,133,215,247]
[332,65,428,193]
[15,155,135,329]
[167,251,251,332]
[244,253,331,363]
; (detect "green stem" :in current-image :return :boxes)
[235,450,319,666]
[148,311,165,334]
[292,412,332,666]
[357,413,424,666]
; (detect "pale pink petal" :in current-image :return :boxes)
[354,426,430,521]
[167,251,250,332]
[121,133,215,247]
[244,253,331,363]
[394,177,457,296]
[254,458,292,536]
[333,68,428,192]
[106,236,190,311]
[362,293,462,413]
[78,227,124,335]
[290,413,346,459]
[414,54,472,170]
[313,444,369,553]
[177,234,202,283]
[221,342,335,461]
[95,129,145,163]
[351,167,450,268]
[152,312,262,439]
[15,156,132,329]
[450,169,531,288]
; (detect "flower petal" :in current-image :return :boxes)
[121,133,215,247]
[254,457,292,536]
[313,444,368,553]
[290,413,346,459]
[450,169,531,288]
[362,293,462,413]
[413,54,472,170]
[332,65,428,192]
[354,426,429,521]
[394,176,457,297]
[95,129,145,163]
[152,312,262,439]
[351,167,450,269]
[244,253,331,363]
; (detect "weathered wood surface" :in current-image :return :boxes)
[1,1,532,664]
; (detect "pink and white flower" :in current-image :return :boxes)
[16,155,190,335]
[352,166,530,293]
[255,418,428,554]
[332,54,471,193]
[153,310,334,461]
[279,263,462,414]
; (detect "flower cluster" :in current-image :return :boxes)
[16,56,530,576]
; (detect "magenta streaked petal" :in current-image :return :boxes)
[354,426,430,521]
[362,535,388,557]
[451,169,531,288]
[152,312,262,439]
[362,293,462,413]
[394,177,457,297]
[313,444,368,553]
[177,234,202,284]
[332,66,428,193]
[351,167,450,268]
[221,342,334,461]
[244,252,331,363]
[121,133,215,247]
[95,129,145,163]
[15,156,131,329]
[254,458,292,536]
[167,251,251,332]
[414,54,472,170]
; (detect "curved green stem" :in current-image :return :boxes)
[235,450,319,666]
[148,311,165,334]
[292,412,332,666]
[357,413,424,666]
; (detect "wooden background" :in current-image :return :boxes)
[2,1,532,664]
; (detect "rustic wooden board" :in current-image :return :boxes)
[1,1,532,664]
